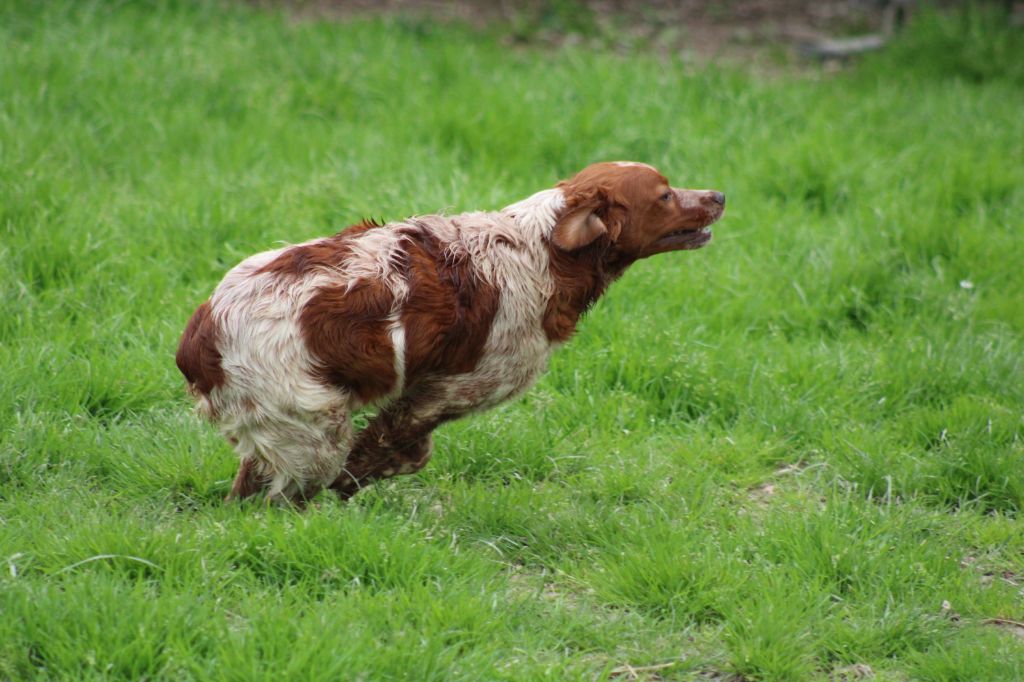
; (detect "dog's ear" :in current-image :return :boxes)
[551,208,609,251]
[551,187,621,251]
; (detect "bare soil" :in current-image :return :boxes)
[259,0,911,62]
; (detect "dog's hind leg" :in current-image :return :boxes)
[223,432,268,502]
[224,402,355,506]
[226,456,263,501]
[264,405,355,506]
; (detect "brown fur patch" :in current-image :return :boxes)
[255,219,380,277]
[542,241,616,343]
[300,277,397,403]
[253,219,398,403]
[542,180,629,343]
[175,300,225,395]
[397,226,501,382]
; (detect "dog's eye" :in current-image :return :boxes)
[660,191,672,202]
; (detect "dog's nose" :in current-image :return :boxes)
[711,191,726,206]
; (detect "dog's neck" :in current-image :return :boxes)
[503,187,634,344]
[501,187,566,242]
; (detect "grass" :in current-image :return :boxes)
[1,1,1023,679]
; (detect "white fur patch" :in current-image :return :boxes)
[387,313,406,395]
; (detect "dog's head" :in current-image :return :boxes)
[551,161,725,261]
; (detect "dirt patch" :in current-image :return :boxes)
[253,0,917,64]
[831,664,875,681]
[960,555,1022,588]
[747,481,778,505]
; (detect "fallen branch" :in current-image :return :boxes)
[982,617,1024,629]
[609,660,678,679]
[800,35,887,61]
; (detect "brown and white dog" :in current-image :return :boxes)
[176,162,725,504]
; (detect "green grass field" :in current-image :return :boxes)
[2,2,1023,679]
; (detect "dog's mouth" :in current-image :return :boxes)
[650,225,714,252]
[648,203,724,254]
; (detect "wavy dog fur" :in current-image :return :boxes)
[177,162,725,504]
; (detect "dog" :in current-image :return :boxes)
[176,162,725,504]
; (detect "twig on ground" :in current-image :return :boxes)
[609,660,677,679]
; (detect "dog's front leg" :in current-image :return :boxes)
[330,389,456,499]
